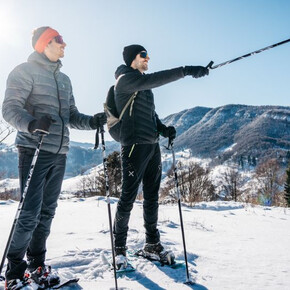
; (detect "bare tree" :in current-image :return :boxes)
[160,164,176,203]
[77,168,89,197]
[76,151,121,198]
[0,118,15,144]
[85,171,105,197]
[220,166,243,201]
[0,188,19,200]
[255,158,282,206]
[182,162,215,205]
[76,167,105,197]
[161,161,215,206]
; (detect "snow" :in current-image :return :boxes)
[221,143,237,153]
[0,198,290,289]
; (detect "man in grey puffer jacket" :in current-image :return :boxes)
[2,26,106,288]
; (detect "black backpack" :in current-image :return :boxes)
[104,85,137,142]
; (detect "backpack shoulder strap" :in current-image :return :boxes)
[115,74,138,120]
[119,91,138,120]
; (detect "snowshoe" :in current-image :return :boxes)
[29,265,60,288]
[49,278,79,289]
[114,251,135,273]
[139,242,175,265]
[5,276,34,290]
[114,246,135,271]
[115,254,129,270]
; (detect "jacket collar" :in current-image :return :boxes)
[115,64,142,79]
[28,51,62,73]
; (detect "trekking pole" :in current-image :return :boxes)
[94,126,118,290]
[207,37,290,70]
[0,132,46,281]
[166,138,194,285]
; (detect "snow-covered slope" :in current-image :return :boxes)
[0,198,289,289]
[169,104,290,161]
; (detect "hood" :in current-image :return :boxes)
[28,51,62,73]
[115,64,141,79]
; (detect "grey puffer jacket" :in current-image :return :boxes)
[2,52,92,154]
[114,65,185,146]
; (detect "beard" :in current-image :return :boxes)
[132,59,149,73]
[140,62,148,72]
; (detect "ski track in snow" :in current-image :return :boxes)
[0,197,290,289]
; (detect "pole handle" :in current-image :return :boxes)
[100,125,105,134]
[94,128,100,149]
[206,61,214,69]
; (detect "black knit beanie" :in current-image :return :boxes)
[123,44,146,66]
[32,26,50,49]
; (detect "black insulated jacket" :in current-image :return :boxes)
[114,65,185,146]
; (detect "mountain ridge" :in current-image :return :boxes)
[1,104,289,179]
[160,104,290,162]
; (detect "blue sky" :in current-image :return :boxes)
[0,0,289,143]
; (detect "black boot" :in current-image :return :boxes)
[143,242,175,265]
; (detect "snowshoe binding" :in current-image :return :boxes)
[137,242,175,265]
[29,265,60,288]
[114,246,135,273]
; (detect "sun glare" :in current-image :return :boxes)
[0,3,17,45]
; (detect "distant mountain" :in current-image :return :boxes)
[161,104,290,163]
[0,140,120,179]
[1,104,289,179]
[0,145,18,178]
[66,140,120,178]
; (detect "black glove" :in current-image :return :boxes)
[90,112,107,129]
[183,66,209,78]
[28,115,55,134]
[161,126,176,140]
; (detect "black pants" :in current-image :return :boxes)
[6,147,66,280]
[113,143,162,248]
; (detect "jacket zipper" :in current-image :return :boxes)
[54,65,65,154]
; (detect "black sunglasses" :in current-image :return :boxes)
[54,35,64,44]
[139,51,149,58]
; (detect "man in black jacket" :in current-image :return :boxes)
[113,44,209,269]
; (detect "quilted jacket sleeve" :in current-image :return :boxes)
[116,67,185,94]
[2,64,35,133]
[69,92,93,130]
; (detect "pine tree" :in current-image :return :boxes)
[284,164,290,207]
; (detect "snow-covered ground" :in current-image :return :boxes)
[0,198,290,290]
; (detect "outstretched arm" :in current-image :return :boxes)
[116,67,185,94]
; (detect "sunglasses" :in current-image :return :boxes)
[54,35,64,44]
[139,51,149,58]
